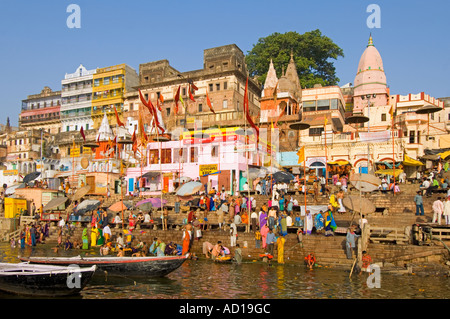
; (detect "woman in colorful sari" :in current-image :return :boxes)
[259,210,267,229]
[276,235,285,264]
[324,208,337,236]
[90,225,99,247]
[97,227,104,246]
[278,214,288,237]
[260,224,270,249]
[181,226,192,255]
[314,211,324,234]
[82,227,89,250]
[305,210,313,235]
[20,226,26,249]
[128,212,136,231]
[91,211,97,228]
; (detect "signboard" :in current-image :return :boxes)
[3,170,18,176]
[235,144,256,153]
[199,164,218,176]
[70,147,92,157]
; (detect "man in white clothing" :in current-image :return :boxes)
[432,197,444,225]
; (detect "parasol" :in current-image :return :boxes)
[108,200,134,212]
[70,185,92,201]
[74,199,101,215]
[43,197,68,211]
[23,172,41,184]
[5,183,26,195]
[349,173,381,193]
[343,196,376,215]
[136,198,167,209]
[174,176,192,183]
[176,181,203,196]
[272,171,295,183]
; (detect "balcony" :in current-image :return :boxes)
[396,112,428,124]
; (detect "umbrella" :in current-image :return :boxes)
[272,171,295,183]
[74,199,101,215]
[174,176,192,183]
[349,173,381,193]
[108,201,133,212]
[71,185,92,201]
[43,197,68,211]
[5,183,26,195]
[248,167,268,180]
[176,181,203,196]
[136,198,167,209]
[343,196,376,215]
[23,172,41,184]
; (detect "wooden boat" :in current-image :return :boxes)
[19,254,190,277]
[0,263,96,297]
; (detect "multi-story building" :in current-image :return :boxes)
[91,63,139,129]
[61,64,96,132]
[19,86,61,134]
[127,44,261,137]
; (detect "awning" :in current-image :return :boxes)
[403,155,424,166]
[421,154,440,161]
[328,160,350,165]
[140,171,161,179]
[374,169,403,177]
[438,150,450,159]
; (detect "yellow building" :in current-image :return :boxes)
[92,64,139,129]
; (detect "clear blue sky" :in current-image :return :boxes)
[1,0,449,126]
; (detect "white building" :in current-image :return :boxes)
[61,65,96,132]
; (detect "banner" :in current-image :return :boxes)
[359,131,391,142]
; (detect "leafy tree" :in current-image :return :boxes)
[246,30,344,88]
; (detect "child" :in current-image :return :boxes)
[255,227,262,249]
[305,252,316,270]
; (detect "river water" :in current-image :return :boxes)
[0,243,449,300]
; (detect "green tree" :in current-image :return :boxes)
[246,30,344,88]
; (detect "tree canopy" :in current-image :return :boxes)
[245,30,344,88]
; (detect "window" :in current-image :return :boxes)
[86,124,89,130]
[166,108,170,116]
[209,84,213,92]
[161,149,172,164]
[223,100,228,109]
[216,83,220,91]
[409,130,415,144]
[198,104,203,112]
[303,101,316,112]
[309,128,324,136]
[182,88,186,96]
[223,82,228,90]
[190,147,198,163]
[381,113,387,121]
[66,126,70,132]
[211,146,218,158]
[94,79,100,87]
[104,77,110,85]
[317,99,330,111]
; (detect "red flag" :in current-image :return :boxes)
[244,77,259,143]
[188,79,198,91]
[156,98,162,112]
[80,126,86,142]
[138,89,165,134]
[114,105,125,127]
[159,94,164,104]
[206,90,215,114]
[274,103,287,128]
[188,84,196,102]
[174,86,181,114]
[132,130,137,154]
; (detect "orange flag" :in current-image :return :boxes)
[114,105,125,127]
[206,90,215,114]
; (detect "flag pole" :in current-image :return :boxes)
[392,109,396,196]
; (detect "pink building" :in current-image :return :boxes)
[125,127,273,195]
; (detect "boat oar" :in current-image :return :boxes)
[349,257,358,278]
